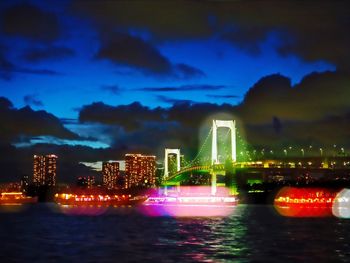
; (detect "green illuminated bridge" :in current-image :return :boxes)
[162,120,239,194]
[162,119,349,194]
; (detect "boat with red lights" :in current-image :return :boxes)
[0,192,38,205]
[54,193,147,206]
[273,187,338,217]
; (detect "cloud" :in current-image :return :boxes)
[22,46,75,62]
[138,84,227,92]
[77,69,350,159]
[206,94,240,99]
[174,63,206,79]
[0,97,80,143]
[95,32,205,78]
[71,1,213,40]
[0,49,60,80]
[1,3,61,42]
[0,50,13,80]
[0,97,13,109]
[238,71,350,124]
[23,94,44,107]
[73,1,350,70]
[156,95,195,105]
[100,85,121,95]
[96,32,172,75]
[79,101,165,131]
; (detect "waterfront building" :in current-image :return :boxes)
[77,176,96,188]
[125,154,156,188]
[102,162,120,189]
[33,154,57,186]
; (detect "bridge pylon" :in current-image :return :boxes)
[164,148,181,179]
[211,120,236,165]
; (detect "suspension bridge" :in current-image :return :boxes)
[161,119,350,195]
[163,120,238,195]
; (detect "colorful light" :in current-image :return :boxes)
[332,188,350,219]
[139,186,237,217]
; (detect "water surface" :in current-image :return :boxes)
[1,204,349,262]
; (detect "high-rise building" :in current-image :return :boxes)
[125,154,156,189]
[77,176,95,188]
[102,162,119,189]
[33,154,57,186]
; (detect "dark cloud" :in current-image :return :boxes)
[1,3,60,42]
[0,97,80,143]
[217,1,350,69]
[100,85,121,95]
[206,94,239,99]
[79,99,237,133]
[245,113,350,151]
[0,50,13,80]
[238,71,350,124]
[71,1,214,40]
[156,95,195,105]
[77,69,350,160]
[0,49,60,80]
[73,1,350,70]
[96,32,172,75]
[221,26,267,56]
[23,94,44,107]
[0,97,13,109]
[174,63,206,79]
[79,102,165,131]
[22,46,75,62]
[139,84,227,92]
[95,32,205,78]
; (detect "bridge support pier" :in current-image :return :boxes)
[211,172,217,195]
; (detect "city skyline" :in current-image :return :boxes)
[1,0,350,184]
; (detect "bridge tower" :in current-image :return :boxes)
[211,120,236,164]
[164,148,181,195]
[164,148,181,179]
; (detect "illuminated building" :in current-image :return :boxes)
[33,154,57,186]
[102,162,120,189]
[77,176,95,188]
[125,154,156,189]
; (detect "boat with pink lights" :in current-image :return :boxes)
[141,194,238,217]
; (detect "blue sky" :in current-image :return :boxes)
[0,1,335,119]
[1,1,350,182]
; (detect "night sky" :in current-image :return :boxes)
[1,0,350,182]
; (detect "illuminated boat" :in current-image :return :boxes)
[0,192,38,205]
[54,193,147,206]
[274,187,337,217]
[140,195,238,217]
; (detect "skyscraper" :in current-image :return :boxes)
[102,162,120,189]
[33,154,57,186]
[125,154,156,188]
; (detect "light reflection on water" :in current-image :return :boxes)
[1,204,350,262]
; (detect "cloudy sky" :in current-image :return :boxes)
[1,0,350,182]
